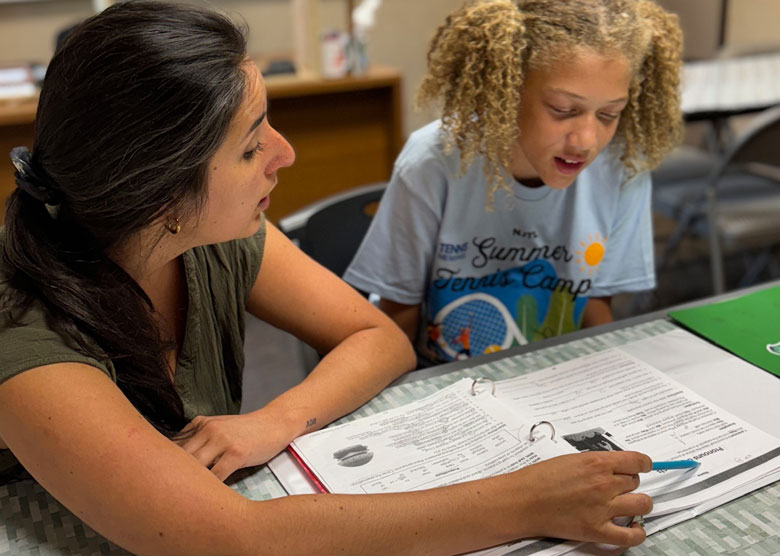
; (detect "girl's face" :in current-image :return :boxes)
[195,62,295,244]
[510,50,631,189]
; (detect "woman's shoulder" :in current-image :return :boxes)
[0,228,113,386]
[0,296,114,387]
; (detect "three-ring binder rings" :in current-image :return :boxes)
[275,348,780,556]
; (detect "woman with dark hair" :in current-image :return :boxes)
[0,2,652,554]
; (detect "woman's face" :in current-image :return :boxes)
[195,62,295,244]
[510,50,631,189]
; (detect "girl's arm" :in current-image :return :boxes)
[0,364,651,555]
[378,297,421,343]
[178,222,417,478]
[582,296,613,327]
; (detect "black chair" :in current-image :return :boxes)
[278,182,386,279]
[653,105,780,294]
[277,182,387,371]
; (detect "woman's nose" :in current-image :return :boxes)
[266,127,295,174]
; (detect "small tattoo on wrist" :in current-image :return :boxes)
[306,418,317,428]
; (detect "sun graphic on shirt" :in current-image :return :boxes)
[575,233,607,276]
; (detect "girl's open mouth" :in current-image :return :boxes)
[554,157,585,175]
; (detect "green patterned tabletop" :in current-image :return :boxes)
[2,319,778,555]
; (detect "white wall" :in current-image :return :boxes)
[1,0,779,136]
[725,0,780,54]
[656,0,723,60]
[0,0,459,134]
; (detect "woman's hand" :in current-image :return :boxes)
[176,223,417,483]
[510,450,653,547]
[177,410,294,481]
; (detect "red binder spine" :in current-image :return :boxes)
[287,446,330,494]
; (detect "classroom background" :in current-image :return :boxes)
[1,0,779,408]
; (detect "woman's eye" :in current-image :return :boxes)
[243,141,266,160]
[599,112,619,122]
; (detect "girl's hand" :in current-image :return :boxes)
[176,411,293,481]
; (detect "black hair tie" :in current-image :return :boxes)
[9,146,63,206]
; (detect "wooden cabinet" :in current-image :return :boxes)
[263,66,402,222]
[0,66,402,224]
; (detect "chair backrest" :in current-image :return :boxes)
[278,182,386,278]
[651,145,717,185]
[714,104,780,177]
[705,104,780,293]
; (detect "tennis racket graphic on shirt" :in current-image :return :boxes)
[432,293,527,360]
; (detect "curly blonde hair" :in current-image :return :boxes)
[418,0,684,198]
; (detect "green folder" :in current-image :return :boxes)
[669,285,780,378]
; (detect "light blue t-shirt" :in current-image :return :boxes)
[345,121,655,364]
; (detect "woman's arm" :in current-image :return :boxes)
[0,363,260,555]
[0,363,651,555]
[179,223,417,478]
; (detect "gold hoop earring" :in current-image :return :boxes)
[165,218,181,235]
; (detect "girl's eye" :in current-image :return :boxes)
[549,105,574,117]
[243,141,266,160]
[599,112,619,122]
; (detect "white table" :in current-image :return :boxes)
[681,51,780,151]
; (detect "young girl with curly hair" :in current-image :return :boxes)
[346,0,684,365]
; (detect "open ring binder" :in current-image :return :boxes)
[529,420,556,442]
[470,377,495,396]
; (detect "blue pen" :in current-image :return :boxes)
[651,460,699,470]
